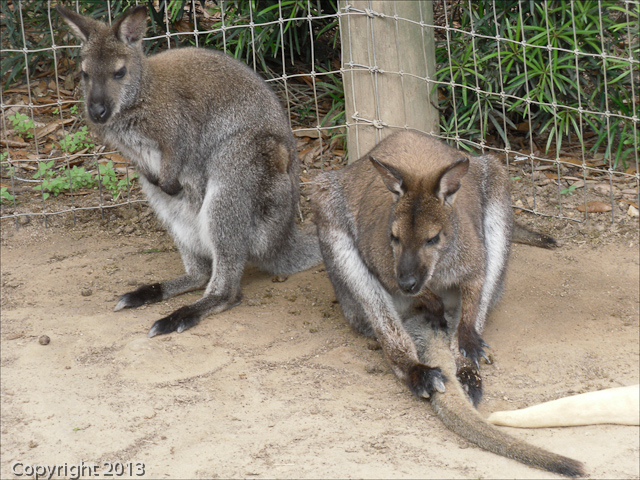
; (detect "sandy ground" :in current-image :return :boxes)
[1,205,638,480]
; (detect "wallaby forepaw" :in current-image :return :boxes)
[147,305,201,338]
[114,283,163,311]
[407,364,447,399]
[458,326,491,370]
[159,179,183,196]
[456,358,483,408]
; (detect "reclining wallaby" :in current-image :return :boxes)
[404,310,585,477]
[311,130,554,404]
[57,5,321,337]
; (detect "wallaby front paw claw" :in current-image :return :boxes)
[458,328,490,369]
[407,364,447,399]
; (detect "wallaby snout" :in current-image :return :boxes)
[396,253,427,295]
[87,95,111,123]
[397,273,419,294]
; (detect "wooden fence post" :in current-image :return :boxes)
[339,0,439,162]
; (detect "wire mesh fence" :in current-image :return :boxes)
[1,0,638,230]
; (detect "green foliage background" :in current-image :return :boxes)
[1,0,638,169]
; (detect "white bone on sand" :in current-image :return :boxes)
[487,384,639,428]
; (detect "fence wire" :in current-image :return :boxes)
[1,0,638,230]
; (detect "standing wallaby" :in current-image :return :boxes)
[403,310,585,477]
[57,5,321,337]
[311,130,554,405]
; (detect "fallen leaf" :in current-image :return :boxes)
[561,157,594,168]
[544,173,559,180]
[293,129,321,139]
[172,19,193,33]
[576,201,612,213]
[103,153,130,164]
[35,118,75,139]
[0,139,29,148]
[64,75,75,91]
[620,199,639,209]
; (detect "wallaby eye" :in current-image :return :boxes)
[114,67,127,79]
[425,232,440,246]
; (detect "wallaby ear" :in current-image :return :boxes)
[113,6,148,46]
[370,156,406,198]
[436,157,469,206]
[56,5,102,43]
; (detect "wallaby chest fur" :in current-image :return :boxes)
[57,5,321,337]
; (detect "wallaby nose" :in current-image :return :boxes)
[88,103,110,123]
[398,275,419,294]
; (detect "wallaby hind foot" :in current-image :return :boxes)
[114,283,164,311]
[146,293,242,338]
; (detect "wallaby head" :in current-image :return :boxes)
[56,5,148,125]
[370,153,469,296]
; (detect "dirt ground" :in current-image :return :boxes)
[1,202,638,480]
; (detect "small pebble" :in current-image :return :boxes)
[81,288,93,297]
[38,335,50,346]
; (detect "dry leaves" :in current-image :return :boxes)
[576,201,613,213]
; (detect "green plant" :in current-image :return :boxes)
[98,161,138,199]
[200,0,338,73]
[7,112,35,139]
[60,126,94,153]
[33,160,63,199]
[436,0,638,169]
[560,185,579,196]
[0,187,14,204]
[33,161,98,199]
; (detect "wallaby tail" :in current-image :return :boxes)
[260,224,322,275]
[513,222,557,249]
[425,333,585,477]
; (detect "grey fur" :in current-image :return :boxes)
[311,130,513,367]
[57,5,321,336]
